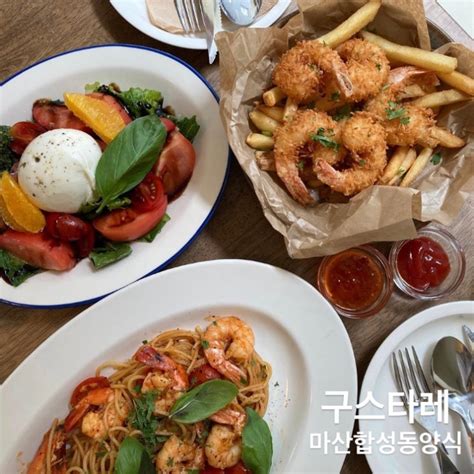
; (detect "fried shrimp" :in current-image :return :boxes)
[316,39,389,111]
[203,316,254,384]
[156,435,205,474]
[315,112,387,196]
[205,425,242,469]
[273,110,344,205]
[365,66,465,148]
[273,40,353,104]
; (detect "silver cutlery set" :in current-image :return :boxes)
[174,0,263,62]
[392,326,474,473]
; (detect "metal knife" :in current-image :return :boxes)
[202,0,222,64]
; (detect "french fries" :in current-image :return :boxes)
[361,31,457,73]
[388,148,417,185]
[378,146,409,184]
[263,87,286,107]
[400,148,433,187]
[437,70,474,96]
[249,110,280,133]
[283,97,299,121]
[256,105,284,122]
[412,89,471,108]
[430,128,465,148]
[318,0,382,49]
[246,133,274,151]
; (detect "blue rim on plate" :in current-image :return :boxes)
[0,43,231,309]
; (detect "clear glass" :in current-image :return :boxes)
[389,225,466,300]
[317,245,394,319]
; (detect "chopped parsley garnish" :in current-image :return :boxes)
[132,384,141,393]
[358,159,367,167]
[296,160,305,170]
[201,340,210,349]
[129,390,167,454]
[330,91,340,102]
[382,84,390,91]
[167,457,174,467]
[311,127,340,150]
[386,101,410,124]
[375,63,382,71]
[142,339,148,344]
[240,376,249,385]
[274,381,280,387]
[430,152,442,165]
[333,104,352,121]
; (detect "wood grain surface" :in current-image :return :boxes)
[0,1,472,473]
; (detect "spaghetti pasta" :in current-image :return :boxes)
[27,317,271,474]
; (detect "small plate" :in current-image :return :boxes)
[0,44,229,308]
[359,301,474,473]
[110,0,292,49]
[0,259,357,473]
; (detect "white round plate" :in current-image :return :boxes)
[0,44,229,308]
[0,259,357,473]
[110,0,292,49]
[359,301,474,474]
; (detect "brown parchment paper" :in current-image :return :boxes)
[216,0,473,258]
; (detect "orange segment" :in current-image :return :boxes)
[0,172,46,233]
[64,92,126,143]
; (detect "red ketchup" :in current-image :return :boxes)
[396,237,450,291]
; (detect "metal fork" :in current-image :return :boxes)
[392,347,460,473]
[174,0,205,33]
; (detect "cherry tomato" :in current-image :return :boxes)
[154,131,196,197]
[201,467,224,474]
[70,376,110,407]
[160,117,176,133]
[130,173,166,213]
[46,213,96,258]
[10,121,47,155]
[92,196,167,242]
[226,462,252,474]
[189,364,222,387]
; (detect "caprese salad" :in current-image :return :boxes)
[0,83,199,286]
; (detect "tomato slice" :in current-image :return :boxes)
[10,121,47,155]
[154,131,196,197]
[189,363,222,387]
[130,173,166,213]
[160,117,176,133]
[0,230,76,271]
[70,376,110,407]
[32,99,91,132]
[201,467,225,474]
[226,462,252,474]
[92,196,167,242]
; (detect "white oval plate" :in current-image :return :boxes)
[359,301,474,474]
[0,44,229,308]
[0,259,357,473]
[110,0,292,49]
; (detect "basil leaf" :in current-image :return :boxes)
[242,408,273,474]
[0,249,40,286]
[89,242,132,269]
[115,437,154,474]
[0,126,17,172]
[174,115,200,142]
[95,116,166,212]
[431,152,442,165]
[140,214,170,243]
[169,380,238,423]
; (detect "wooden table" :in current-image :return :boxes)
[0,1,472,472]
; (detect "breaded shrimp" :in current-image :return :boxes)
[315,112,387,196]
[273,110,344,205]
[316,39,390,110]
[273,40,353,104]
[365,66,465,148]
